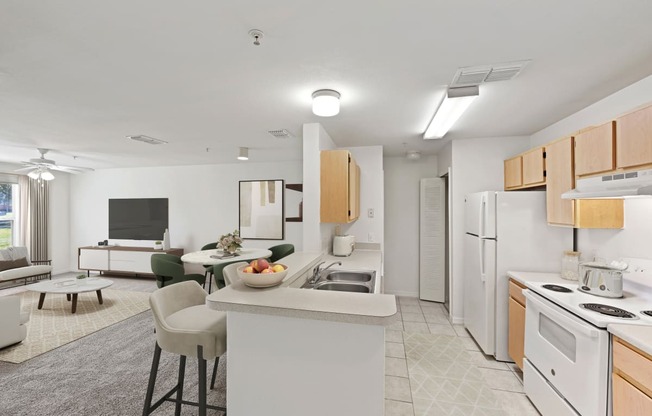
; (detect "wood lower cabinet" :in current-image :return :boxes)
[78,246,184,277]
[320,150,360,223]
[617,104,652,170]
[613,337,652,416]
[508,279,526,370]
[574,121,616,177]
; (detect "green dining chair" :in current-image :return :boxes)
[208,260,241,293]
[151,254,206,289]
[200,242,218,289]
[268,244,295,263]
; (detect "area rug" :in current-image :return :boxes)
[0,288,151,363]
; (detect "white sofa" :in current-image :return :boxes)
[0,295,30,349]
[0,246,52,284]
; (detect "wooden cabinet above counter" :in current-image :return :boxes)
[320,150,360,223]
[504,147,546,190]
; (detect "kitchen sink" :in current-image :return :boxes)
[314,282,371,293]
[301,269,376,293]
[323,270,374,282]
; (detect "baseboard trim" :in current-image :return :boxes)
[451,316,464,325]
[384,290,419,297]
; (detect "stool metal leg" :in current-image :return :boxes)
[143,343,162,416]
[198,345,207,416]
[210,356,220,390]
[175,355,186,416]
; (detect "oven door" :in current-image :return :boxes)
[524,290,610,416]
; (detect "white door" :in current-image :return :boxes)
[419,178,446,302]
[463,233,496,355]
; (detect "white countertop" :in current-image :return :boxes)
[206,249,397,326]
[507,271,571,287]
[609,324,652,356]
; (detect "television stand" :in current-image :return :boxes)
[78,246,184,277]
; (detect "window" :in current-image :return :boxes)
[0,182,19,249]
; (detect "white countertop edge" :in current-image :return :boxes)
[507,270,573,288]
[209,300,400,326]
[608,323,652,357]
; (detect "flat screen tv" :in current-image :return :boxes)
[108,198,168,240]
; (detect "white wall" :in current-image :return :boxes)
[341,146,384,248]
[302,123,336,252]
[449,136,531,322]
[528,74,652,263]
[530,74,652,147]
[383,155,438,296]
[69,161,302,271]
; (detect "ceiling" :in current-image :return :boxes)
[1,0,651,170]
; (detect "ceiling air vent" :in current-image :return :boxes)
[127,135,168,145]
[451,60,530,87]
[268,129,294,139]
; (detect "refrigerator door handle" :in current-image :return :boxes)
[479,193,486,238]
[479,238,486,282]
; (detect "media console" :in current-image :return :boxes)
[78,246,184,277]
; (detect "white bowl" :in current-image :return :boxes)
[237,263,288,288]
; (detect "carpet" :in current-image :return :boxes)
[0,288,151,363]
[0,311,227,415]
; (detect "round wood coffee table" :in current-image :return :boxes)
[27,278,114,313]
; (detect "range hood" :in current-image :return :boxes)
[562,168,652,199]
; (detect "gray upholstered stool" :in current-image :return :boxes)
[142,281,227,416]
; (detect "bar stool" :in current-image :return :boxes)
[142,281,227,416]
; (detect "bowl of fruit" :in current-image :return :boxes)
[237,258,288,288]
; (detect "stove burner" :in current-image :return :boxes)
[580,303,637,319]
[641,311,652,317]
[542,284,573,293]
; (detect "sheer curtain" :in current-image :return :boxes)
[18,175,30,248]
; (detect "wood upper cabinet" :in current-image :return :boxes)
[320,150,360,223]
[504,147,545,190]
[613,336,652,416]
[546,137,575,226]
[617,104,652,169]
[522,147,546,186]
[504,156,523,189]
[508,279,526,370]
[574,121,616,177]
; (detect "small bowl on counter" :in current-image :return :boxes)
[237,263,288,288]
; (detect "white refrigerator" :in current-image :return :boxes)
[463,191,572,362]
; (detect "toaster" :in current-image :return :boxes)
[333,235,355,257]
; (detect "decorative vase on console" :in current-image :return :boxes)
[217,229,243,256]
[162,229,170,250]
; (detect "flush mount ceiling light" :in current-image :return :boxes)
[423,85,479,139]
[238,147,249,161]
[312,89,341,117]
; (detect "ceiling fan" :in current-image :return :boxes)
[15,148,94,181]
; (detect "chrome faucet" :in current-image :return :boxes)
[309,261,342,284]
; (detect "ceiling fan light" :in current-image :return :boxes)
[40,171,55,181]
[28,171,40,179]
[312,89,341,117]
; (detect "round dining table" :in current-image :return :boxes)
[180,248,273,265]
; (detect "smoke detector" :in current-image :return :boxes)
[268,129,294,139]
[127,135,168,145]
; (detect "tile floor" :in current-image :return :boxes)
[384,296,540,416]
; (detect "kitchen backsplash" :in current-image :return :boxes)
[578,199,652,262]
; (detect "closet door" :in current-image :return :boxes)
[419,178,445,302]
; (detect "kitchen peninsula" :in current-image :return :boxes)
[206,250,397,416]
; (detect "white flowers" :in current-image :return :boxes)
[218,229,243,254]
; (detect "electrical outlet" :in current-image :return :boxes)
[368,232,375,242]
[368,208,374,218]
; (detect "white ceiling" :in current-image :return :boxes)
[1,1,651,170]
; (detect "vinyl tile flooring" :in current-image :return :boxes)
[385,296,541,416]
[3,275,539,415]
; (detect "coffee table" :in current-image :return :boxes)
[27,278,114,313]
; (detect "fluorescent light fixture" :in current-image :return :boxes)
[40,171,55,181]
[312,89,341,117]
[238,147,249,161]
[423,86,479,139]
[127,135,168,145]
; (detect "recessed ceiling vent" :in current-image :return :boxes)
[127,135,168,145]
[451,60,530,87]
[268,129,294,139]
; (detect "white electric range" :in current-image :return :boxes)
[511,259,652,416]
